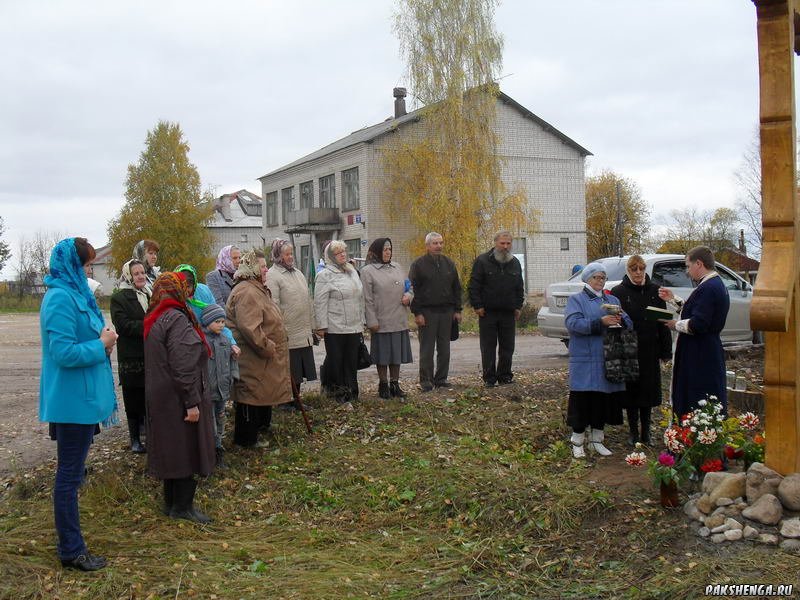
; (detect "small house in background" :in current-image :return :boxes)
[257,89,591,296]
[715,247,760,285]
[87,244,115,296]
[207,190,265,253]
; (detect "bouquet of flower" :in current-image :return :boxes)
[724,412,766,467]
[626,446,695,486]
[663,395,735,473]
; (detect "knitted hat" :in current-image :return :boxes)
[200,303,226,326]
[580,262,607,283]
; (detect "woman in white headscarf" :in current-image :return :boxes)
[206,245,241,306]
[111,259,152,453]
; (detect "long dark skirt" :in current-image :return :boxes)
[289,346,317,383]
[121,385,146,421]
[323,333,360,402]
[370,330,413,366]
[567,390,624,431]
[233,403,272,447]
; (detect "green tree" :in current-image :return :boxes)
[0,217,11,273]
[107,121,214,278]
[585,170,649,261]
[382,0,534,280]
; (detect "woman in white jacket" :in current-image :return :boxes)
[267,239,317,391]
[314,241,365,403]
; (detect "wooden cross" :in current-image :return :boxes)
[751,0,800,474]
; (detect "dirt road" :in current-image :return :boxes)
[0,312,568,477]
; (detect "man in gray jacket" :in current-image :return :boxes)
[408,232,462,392]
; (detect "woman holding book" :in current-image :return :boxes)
[611,255,673,446]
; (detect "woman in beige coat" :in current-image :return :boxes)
[226,250,292,447]
[267,239,317,390]
[361,238,413,399]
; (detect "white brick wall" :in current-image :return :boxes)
[257,97,588,294]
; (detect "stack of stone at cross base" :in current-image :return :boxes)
[683,463,800,552]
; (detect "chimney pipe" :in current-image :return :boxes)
[393,87,407,118]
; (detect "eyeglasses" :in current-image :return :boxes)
[628,265,646,272]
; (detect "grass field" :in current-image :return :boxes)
[1,369,797,599]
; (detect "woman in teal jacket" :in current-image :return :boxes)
[39,238,118,571]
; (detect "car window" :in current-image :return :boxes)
[717,266,742,291]
[651,261,692,288]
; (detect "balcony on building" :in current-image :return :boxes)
[286,207,341,234]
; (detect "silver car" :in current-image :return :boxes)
[537,254,754,346]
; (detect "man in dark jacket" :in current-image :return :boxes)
[468,231,524,387]
[409,232,462,391]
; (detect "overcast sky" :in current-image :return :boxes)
[0,0,782,277]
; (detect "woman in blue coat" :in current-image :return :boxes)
[39,238,119,571]
[659,246,730,418]
[565,262,632,458]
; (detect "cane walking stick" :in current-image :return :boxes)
[291,377,313,434]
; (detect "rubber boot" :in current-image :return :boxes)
[640,409,652,446]
[378,381,391,399]
[169,479,211,524]
[589,429,612,456]
[626,408,639,447]
[162,479,174,516]
[389,381,407,398]
[128,417,146,454]
[570,431,586,459]
[215,447,227,471]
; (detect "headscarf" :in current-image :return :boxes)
[118,259,151,312]
[271,239,294,271]
[323,241,353,272]
[132,240,159,283]
[215,245,239,275]
[144,272,211,355]
[45,238,104,331]
[174,264,208,309]
[366,238,392,265]
[234,249,262,281]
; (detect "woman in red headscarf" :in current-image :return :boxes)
[144,272,215,523]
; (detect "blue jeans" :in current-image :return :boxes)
[52,423,95,560]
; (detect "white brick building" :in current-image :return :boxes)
[258,91,590,296]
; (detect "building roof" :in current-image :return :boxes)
[209,189,263,229]
[715,247,760,272]
[258,91,591,179]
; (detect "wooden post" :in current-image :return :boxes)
[750,0,800,474]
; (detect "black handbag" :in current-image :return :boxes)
[357,334,372,370]
[603,327,639,383]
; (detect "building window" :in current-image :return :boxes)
[299,181,313,209]
[319,174,335,208]
[265,191,277,226]
[560,237,570,251]
[345,238,361,259]
[281,187,294,225]
[342,167,359,211]
[300,244,310,275]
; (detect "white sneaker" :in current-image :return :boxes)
[589,429,612,456]
[570,432,586,459]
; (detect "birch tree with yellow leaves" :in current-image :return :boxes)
[382,0,534,280]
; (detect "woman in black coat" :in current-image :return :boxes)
[610,255,672,445]
[110,259,151,453]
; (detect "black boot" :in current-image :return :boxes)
[215,447,227,471]
[626,408,639,447]
[162,479,174,516]
[169,478,211,524]
[640,409,652,446]
[128,417,146,454]
[389,381,407,398]
[378,381,390,399]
